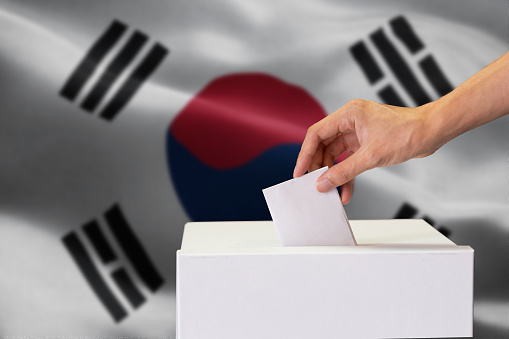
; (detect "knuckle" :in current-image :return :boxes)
[346,98,366,110]
[305,125,317,138]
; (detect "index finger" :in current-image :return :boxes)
[293,124,324,177]
[293,109,353,177]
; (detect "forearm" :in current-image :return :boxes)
[425,51,509,148]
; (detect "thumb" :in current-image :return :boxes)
[316,150,372,193]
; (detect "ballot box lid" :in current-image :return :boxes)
[180,219,461,253]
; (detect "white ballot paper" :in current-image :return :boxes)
[263,167,357,246]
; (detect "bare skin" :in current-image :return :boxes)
[294,52,509,204]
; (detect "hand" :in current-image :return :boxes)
[293,99,439,204]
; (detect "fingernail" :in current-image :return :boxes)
[316,177,333,192]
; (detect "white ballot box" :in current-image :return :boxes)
[176,220,473,339]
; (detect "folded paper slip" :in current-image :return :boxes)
[263,167,356,246]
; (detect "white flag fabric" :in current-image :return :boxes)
[0,0,507,338]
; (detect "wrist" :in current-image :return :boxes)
[413,101,448,157]
[420,91,472,153]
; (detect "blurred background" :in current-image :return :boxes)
[0,0,506,338]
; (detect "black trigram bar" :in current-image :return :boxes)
[83,220,117,264]
[62,232,127,322]
[81,31,148,112]
[394,202,418,219]
[60,20,127,101]
[422,215,451,237]
[422,216,436,226]
[104,204,164,292]
[437,227,451,237]
[370,29,431,106]
[111,268,146,309]
[378,85,406,107]
[420,55,453,97]
[350,41,384,84]
[100,43,169,121]
[390,16,424,54]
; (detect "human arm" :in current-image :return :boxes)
[293,52,509,204]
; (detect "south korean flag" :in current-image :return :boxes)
[0,1,506,338]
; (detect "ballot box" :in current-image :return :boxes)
[176,219,473,339]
